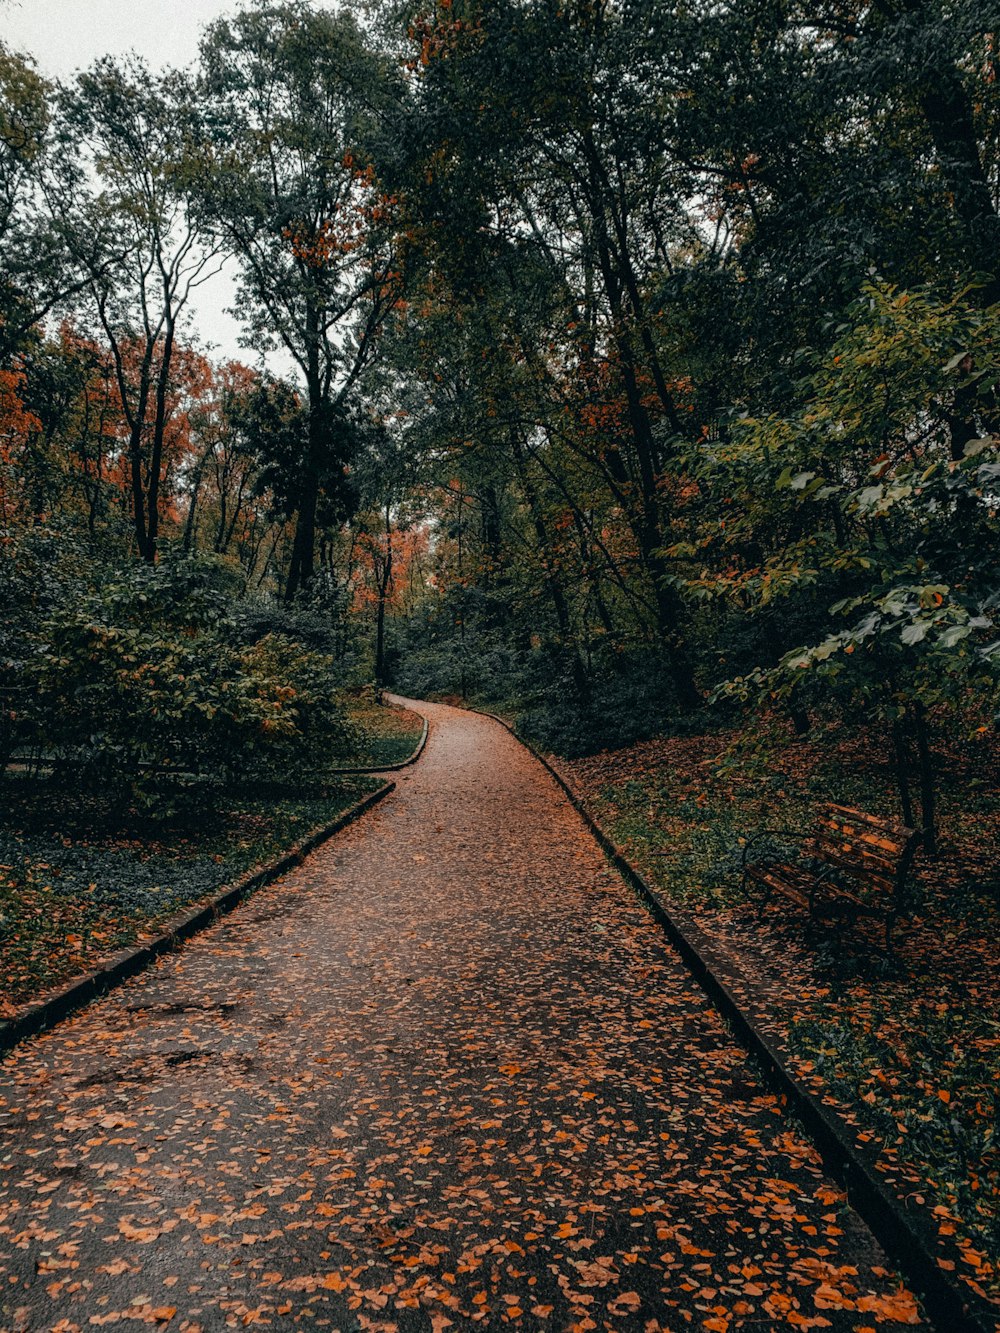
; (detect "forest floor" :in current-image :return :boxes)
[558,719,1000,1314]
[0,700,929,1332]
[0,697,417,1016]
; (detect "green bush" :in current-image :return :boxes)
[236,632,358,778]
[4,544,355,806]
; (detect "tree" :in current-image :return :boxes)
[0,42,103,369]
[713,285,1000,849]
[52,57,223,562]
[197,1,405,599]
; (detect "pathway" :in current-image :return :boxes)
[0,700,926,1331]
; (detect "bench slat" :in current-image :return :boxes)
[825,803,916,839]
[746,861,869,913]
[804,838,897,892]
[816,816,909,856]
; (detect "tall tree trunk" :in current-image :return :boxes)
[374,506,393,686]
[510,433,590,705]
[182,460,206,553]
[912,702,937,856]
[618,354,700,708]
[582,133,684,437]
[98,294,155,562]
[918,75,1000,303]
[145,314,176,564]
[584,179,700,708]
[890,718,916,829]
[375,562,391,686]
[285,345,323,603]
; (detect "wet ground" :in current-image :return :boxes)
[0,699,926,1331]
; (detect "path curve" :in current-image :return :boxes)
[0,699,927,1332]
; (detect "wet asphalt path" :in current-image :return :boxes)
[0,699,925,1331]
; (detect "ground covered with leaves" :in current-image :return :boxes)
[344,695,425,768]
[0,777,378,1016]
[559,721,1000,1315]
[0,701,925,1332]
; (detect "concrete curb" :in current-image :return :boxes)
[472,707,996,1333]
[0,780,396,1060]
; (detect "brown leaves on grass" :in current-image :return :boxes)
[0,783,375,1011]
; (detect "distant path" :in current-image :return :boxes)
[0,698,926,1331]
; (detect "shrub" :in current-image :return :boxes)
[4,545,355,807]
[236,632,357,779]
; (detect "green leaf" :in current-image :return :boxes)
[938,625,971,649]
[900,622,930,645]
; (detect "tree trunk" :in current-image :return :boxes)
[912,703,937,856]
[182,474,202,552]
[510,433,590,706]
[285,358,323,603]
[790,706,810,737]
[889,718,916,829]
[96,290,156,563]
[375,582,389,685]
[918,74,1000,304]
[182,449,213,554]
[374,510,393,687]
[145,314,176,564]
[584,181,699,709]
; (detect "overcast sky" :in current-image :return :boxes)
[1,0,232,78]
[0,0,266,366]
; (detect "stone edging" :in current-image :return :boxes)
[0,781,396,1060]
[473,708,995,1333]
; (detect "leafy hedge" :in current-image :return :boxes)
[1,538,356,807]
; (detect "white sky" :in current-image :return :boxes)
[0,0,232,78]
[1,0,272,367]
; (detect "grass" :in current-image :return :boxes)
[344,695,424,767]
[558,717,1000,1310]
[0,775,378,1015]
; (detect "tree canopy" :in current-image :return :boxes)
[1,0,998,830]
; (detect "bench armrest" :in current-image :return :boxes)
[805,862,842,902]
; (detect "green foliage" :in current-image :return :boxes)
[0,41,58,363]
[236,630,357,776]
[3,543,354,808]
[706,286,1000,728]
[789,1004,1000,1259]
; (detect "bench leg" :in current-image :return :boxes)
[754,877,777,918]
[884,912,896,955]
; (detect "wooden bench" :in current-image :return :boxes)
[741,803,922,950]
